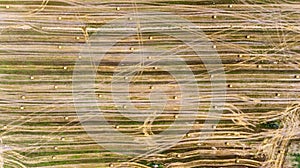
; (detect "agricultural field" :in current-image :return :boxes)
[0,0,299,168]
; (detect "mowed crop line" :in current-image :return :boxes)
[0,0,299,168]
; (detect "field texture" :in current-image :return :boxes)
[0,0,299,168]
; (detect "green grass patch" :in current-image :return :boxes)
[258,120,281,129]
[293,153,300,168]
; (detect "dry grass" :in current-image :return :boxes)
[0,0,299,168]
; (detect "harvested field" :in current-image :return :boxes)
[0,0,299,168]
